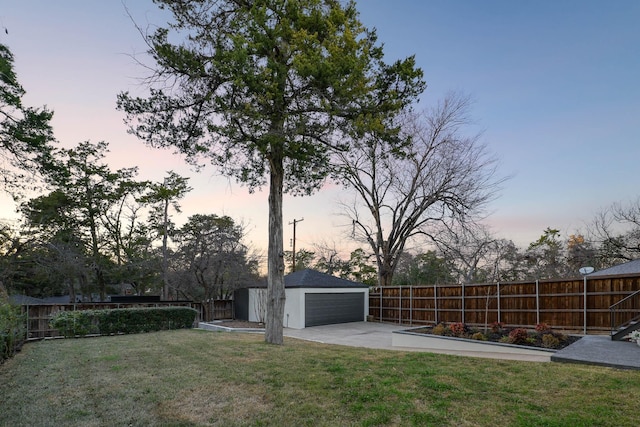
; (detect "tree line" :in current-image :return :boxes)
[285,217,640,287]
[1,139,259,302]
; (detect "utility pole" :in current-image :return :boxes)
[289,218,304,272]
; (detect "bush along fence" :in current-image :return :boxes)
[49,307,198,338]
[369,273,640,334]
[21,301,201,340]
[19,299,234,340]
[1,299,26,363]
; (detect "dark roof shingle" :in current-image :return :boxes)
[589,259,640,277]
[284,269,368,288]
[249,269,368,288]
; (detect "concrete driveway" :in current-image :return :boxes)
[284,322,552,362]
[284,321,398,350]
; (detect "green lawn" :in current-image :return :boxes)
[1,329,638,426]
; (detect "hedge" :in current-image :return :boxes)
[1,300,26,363]
[49,307,198,338]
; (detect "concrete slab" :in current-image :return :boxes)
[284,322,551,362]
[284,321,397,350]
[551,335,640,370]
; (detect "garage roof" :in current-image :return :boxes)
[248,269,369,288]
[285,269,369,288]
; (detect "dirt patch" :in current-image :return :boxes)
[218,320,265,329]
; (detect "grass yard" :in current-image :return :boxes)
[1,330,639,426]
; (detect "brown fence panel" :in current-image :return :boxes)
[201,300,234,321]
[410,286,435,325]
[369,274,640,334]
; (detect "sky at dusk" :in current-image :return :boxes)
[1,0,639,261]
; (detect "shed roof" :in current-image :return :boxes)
[250,269,369,289]
[589,259,640,277]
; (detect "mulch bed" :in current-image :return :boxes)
[217,320,265,329]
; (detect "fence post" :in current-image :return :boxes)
[535,279,540,325]
[25,304,29,339]
[461,283,465,324]
[399,286,402,324]
[497,283,501,324]
[379,287,383,322]
[434,284,438,324]
[409,286,413,326]
[583,276,588,335]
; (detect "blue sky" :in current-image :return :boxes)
[1,0,639,256]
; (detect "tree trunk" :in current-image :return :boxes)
[376,240,396,287]
[265,157,286,345]
[162,198,169,300]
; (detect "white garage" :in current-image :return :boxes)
[234,269,369,329]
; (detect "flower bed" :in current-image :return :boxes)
[392,322,581,356]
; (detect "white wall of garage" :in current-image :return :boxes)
[245,287,369,329]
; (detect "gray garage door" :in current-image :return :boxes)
[305,292,364,327]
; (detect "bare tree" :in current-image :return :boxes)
[431,222,498,283]
[336,92,504,286]
[170,214,258,305]
[312,240,346,276]
[252,288,268,325]
[591,198,640,266]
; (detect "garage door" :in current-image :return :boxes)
[305,293,364,327]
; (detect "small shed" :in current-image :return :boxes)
[234,269,370,329]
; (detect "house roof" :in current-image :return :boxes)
[8,294,45,305]
[249,269,369,289]
[8,294,90,304]
[589,259,640,277]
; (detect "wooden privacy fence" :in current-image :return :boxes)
[21,300,231,340]
[369,273,640,334]
[201,299,234,321]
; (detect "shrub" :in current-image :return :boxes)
[554,332,568,342]
[1,299,26,363]
[49,310,99,338]
[490,322,505,334]
[471,332,487,341]
[449,322,466,337]
[535,323,551,333]
[508,328,529,345]
[50,307,198,338]
[431,323,449,336]
[542,334,560,349]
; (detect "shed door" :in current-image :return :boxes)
[305,292,364,327]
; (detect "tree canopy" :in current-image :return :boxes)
[117,0,424,343]
[0,43,55,196]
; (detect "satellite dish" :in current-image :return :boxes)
[579,266,594,275]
